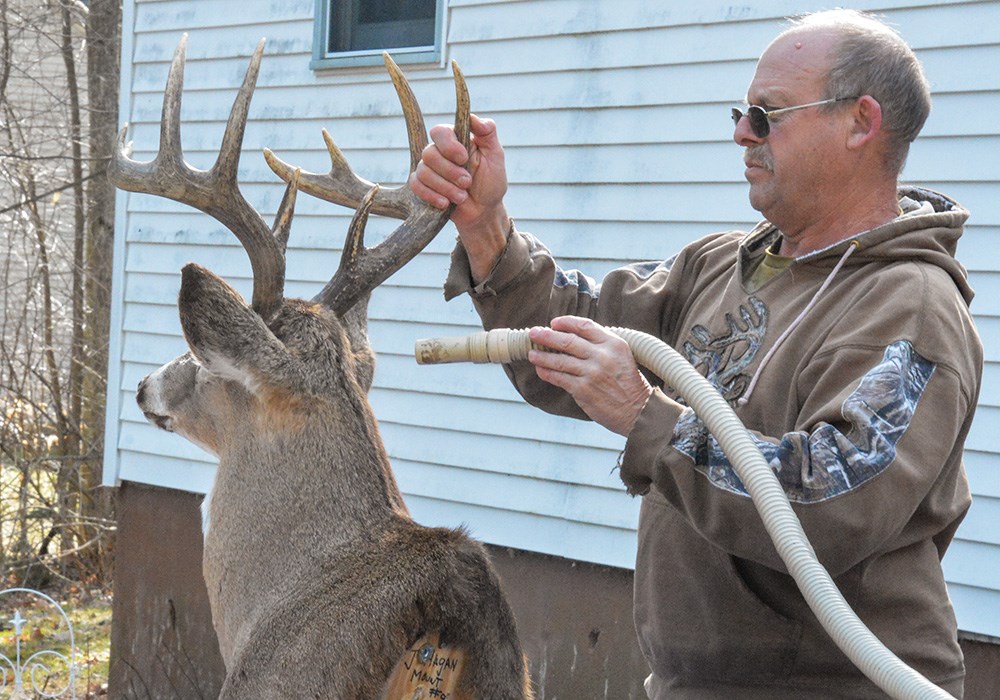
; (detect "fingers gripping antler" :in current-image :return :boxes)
[109,35,297,321]
[264,55,471,316]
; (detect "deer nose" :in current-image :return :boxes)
[136,377,148,406]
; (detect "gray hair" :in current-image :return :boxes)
[785,9,931,174]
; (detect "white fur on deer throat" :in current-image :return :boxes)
[186,349,251,539]
[201,483,214,537]
[142,357,221,537]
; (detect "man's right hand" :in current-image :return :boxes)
[409,114,511,283]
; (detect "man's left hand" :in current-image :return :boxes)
[528,316,653,436]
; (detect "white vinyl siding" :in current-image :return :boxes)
[107,0,1000,636]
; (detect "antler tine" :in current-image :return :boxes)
[383,54,430,174]
[272,168,301,252]
[160,34,187,158]
[313,58,471,316]
[330,185,380,288]
[108,36,289,321]
[215,39,264,189]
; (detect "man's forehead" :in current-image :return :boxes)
[747,28,837,102]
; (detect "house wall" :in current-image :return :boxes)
[106,0,1000,662]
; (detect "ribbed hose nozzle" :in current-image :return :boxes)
[415,328,541,364]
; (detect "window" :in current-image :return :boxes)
[312,0,444,69]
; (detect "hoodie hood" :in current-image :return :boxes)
[742,186,974,306]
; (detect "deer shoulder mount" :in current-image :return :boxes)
[113,36,532,700]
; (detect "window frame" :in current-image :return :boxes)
[311,0,446,70]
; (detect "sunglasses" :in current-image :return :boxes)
[731,96,858,138]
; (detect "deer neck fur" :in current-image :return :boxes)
[201,370,410,665]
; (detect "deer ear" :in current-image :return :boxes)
[178,263,290,393]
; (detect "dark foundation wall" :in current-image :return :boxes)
[962,635,1000,700]
[107,481,650,699]
[109,482,225,699]
[486,546,650,698]
[109,482,1000,699]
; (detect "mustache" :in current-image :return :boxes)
[744,146,774,172]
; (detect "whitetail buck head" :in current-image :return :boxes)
[110,37,531,699]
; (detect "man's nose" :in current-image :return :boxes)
[733,112,764,147]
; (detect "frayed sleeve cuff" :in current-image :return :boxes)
[443,220,528,301]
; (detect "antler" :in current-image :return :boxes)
[264,54,471,316]
[109,35,298,321]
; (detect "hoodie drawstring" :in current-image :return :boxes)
[738,240,860,407]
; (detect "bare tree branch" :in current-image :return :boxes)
[0,170,106,216]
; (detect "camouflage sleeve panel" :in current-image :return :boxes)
[671,340,935,504]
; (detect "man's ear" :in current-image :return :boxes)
[846,95,883,150]
[178,263,295,394]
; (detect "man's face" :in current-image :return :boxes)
[734,29,848,234]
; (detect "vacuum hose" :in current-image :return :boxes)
[415,327,955,700]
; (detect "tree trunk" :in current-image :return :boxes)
[82,0,122,576]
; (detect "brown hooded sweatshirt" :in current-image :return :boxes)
[443,186,982,698]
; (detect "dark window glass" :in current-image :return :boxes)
[328,0,436,54]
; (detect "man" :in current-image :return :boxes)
[410,9,981,698]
